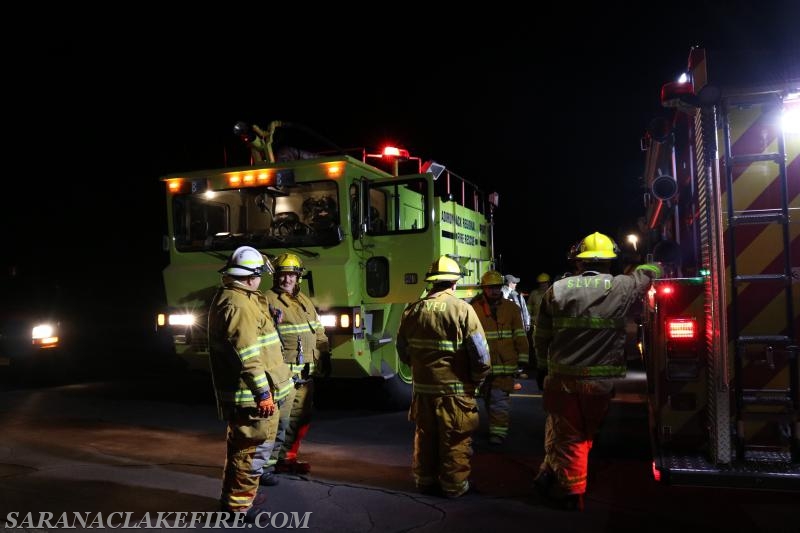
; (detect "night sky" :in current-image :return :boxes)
[6,2,798,310]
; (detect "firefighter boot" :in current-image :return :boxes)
[489,435,505,446]
[555,493,585,512]
[259,467,280,486]
[219,505,259,524]
[444,479,479,498]
[533,469,554,496]
[275,459,311,475]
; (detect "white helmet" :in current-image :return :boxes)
[219,246,274,277]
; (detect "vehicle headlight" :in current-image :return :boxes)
[32,323,59,348]
[32,324,55,340]
[168,313,197,326]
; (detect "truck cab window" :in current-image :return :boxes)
[173,180,341,251]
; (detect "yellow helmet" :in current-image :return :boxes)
[536,272,551,283]
[570,232,619,260]
[480,270,504,286]
[273,252,305,274]
[425,256,462,282]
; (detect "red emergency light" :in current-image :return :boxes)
[666,318,697,341]
[382,146,410,159]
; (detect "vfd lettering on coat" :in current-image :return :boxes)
[566,278,612,290]
[425,301,447,312]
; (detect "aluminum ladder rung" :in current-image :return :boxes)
[736,335,792,345]
[729,152,783,165]
[735,274,791,284]
[730,211,787,225]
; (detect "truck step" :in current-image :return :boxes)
[741,388,794,407]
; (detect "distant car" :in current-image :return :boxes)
[0,270,79,382]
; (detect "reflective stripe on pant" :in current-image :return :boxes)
[540,376,612,496]
[410,394,479,497]
[221,408,279,512]
[481,375,513,438]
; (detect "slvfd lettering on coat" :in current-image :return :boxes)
[566,278,612,289]
[425,301,447,312]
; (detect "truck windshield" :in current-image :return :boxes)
[173,180,342,251]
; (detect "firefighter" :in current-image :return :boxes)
[207,246,293,519]
[501,274,531,333]
[527,272,551,328]
[397,256,491,498]
[264,252,330,477]
[524,272,552,381]
[470,270,529,445]
[533,232,660,511]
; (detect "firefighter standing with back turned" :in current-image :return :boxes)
[264,253,330,477]
[524,272,552,381]
[533,232,660,511]
[207,247,294,521]
[397,256,491,498]
[470,270,529,445]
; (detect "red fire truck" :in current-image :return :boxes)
[639,47,799,489]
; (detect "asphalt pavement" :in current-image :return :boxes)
[1,371,799,532]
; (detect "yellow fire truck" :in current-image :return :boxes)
[156,121,497,408]
[639,47,799,489]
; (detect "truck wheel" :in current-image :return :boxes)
[380,374,412,411]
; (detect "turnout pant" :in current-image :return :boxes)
[539,376,612,496]
[480,375,514,439]
[221,407,279,512]
[409,393,479,498]
[270,378,314,464]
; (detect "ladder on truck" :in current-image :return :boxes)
[720,88,799,469]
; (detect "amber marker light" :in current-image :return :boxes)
[326,164,343,177]
[167,179,183,193]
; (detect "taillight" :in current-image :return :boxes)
[666,318,697,341]
[652,462,662,482]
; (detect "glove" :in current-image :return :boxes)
[269,304,283,324]
[256,391,276,417]
[536,369,548,392]
[320,351,332,378]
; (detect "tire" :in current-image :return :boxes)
[380,373,412,411]
[313,373,412,411]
